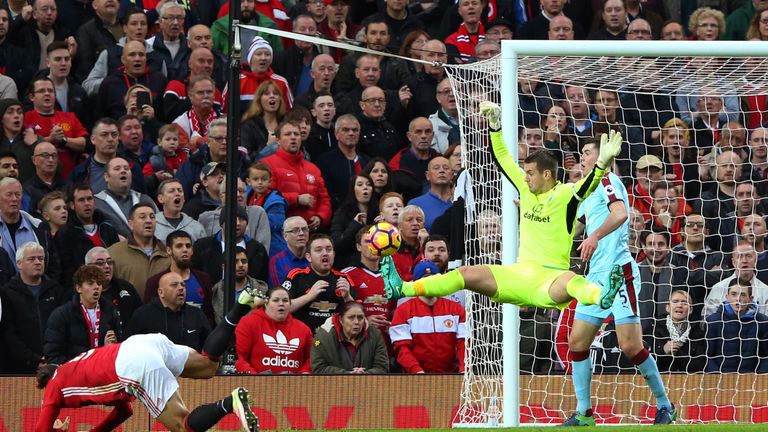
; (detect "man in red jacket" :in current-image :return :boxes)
[262,120,332,231]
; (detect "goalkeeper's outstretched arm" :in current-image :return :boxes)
[570,130,623,202]
[479,101,527,191]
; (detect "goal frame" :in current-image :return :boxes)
[453,40,768,428]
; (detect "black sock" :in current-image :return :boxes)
[184,396,233,432]
[203,304,251,360]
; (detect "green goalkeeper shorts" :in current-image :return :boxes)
[488,262,572,310]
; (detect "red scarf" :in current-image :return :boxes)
[188,109,218,137]
[80,303,101,349]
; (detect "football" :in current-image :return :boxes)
[366,222,402,257]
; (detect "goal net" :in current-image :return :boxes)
[447,42,768,426]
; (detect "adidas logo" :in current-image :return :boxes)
[263,330,300,355]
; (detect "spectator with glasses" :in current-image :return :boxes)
[84,246,142,334]
[268,216,310,287]
[23,142,67,212]
[357,85,405,161]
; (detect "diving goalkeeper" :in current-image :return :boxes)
[381,101,624,311]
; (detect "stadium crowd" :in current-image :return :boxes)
[0,0,767,377]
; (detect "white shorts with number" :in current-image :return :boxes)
[575,261,641,322]
[115,333,190,417]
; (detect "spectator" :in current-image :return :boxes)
[304,91,337,160]
[94,157,157,238]
[191,205,269,283]
[317,115,370,209]
[74,0,123,82]
[626,17,653,40]
[24,77,87,178]
[269,216,310,284]
[70,118,145,195]
[311,300,389,374]
[55,184,120,287]
[747,127,768,196]
[592,88,645,169]
[342,226,392,340]
[125,271,211,352]
[746,4,768,40]
[198,176,271,249]
[357,85,405,161]
[389,117,441,201]
[429,78,460,155]
[24,142,66,212]
[660,20,685,40]
[317,0,358,55]
[705,279,768,373]
[0,151,30,213]
[235,286,313,374]
[628,207,645,260]
[176,117,243,199]
[8,0,73,78]
[658,117,699,200]
[680,89,739,136]
[519,0,584,39]
[43,264,119,365]
[364,158,397,205]
[0,177,60,280]
[147,3,189,82]
[117,114,153,168]
[183,161,223,220]
[484,17,514,42]
[154,178,206,244]
[589,0,628,39]
[393,204,426,282]
[445,0,485,63]
[670,213,726,313]
[286,234,354,332]
[122,83,162,140]
[648,182,690,247]
[211,246,266,325]
[403,39,448,120]
[240,80,286,160]
[37,191,67,236]
[638,231,674,332]
[720,182,768,253]
[0,100,39,183]
[144,229,214,320]
[107,203,170,299]
[368,0,424,49]
[408,157,453,232]
[330,174,376,266]
[444,144,463,180]
[390,261,466,372]
[646,290,707,372]
[744,213,768,276]
[704,240,768,317]
[0,8,34,96]
[698,151,742,250]
[43,41,88,127]
[474,39,500,61]
[378,191,405,226]
[81,8,152,97]
[398,30,430,76]
[549,14,575,40]
[236,36,293,115]
[143,125,187,195]
[0,241,66,372]
[689,7,726,40]
[211,0,282,56]
[629,154,666,220]
[262,120,332,230]
[97,40,167,121]
[724,0,760,40]
[272,15,321,98]
[246,162,286,256]
[163,48,224,122]
[84,246,142,332]
[542,104,578,179]
[626,0,663,37]
[172,75,221,149]
[294,54,337,110]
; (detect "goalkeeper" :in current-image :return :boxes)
[562,141,675,426]
[381,101,624,313]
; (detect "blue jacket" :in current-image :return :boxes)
[706,303,768,373]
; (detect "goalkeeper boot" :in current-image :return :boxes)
[231,387,259,431]
[380,256,405,299]
[237,283,267,309]
[561,410,595,426]
[599,264,624,309]
[654,405,677,425]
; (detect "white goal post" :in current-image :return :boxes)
[448,40,768,428]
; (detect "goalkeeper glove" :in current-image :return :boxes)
[479,101,501,130]
[597,130,623,169]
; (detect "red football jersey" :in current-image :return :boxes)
[341,265,394,319]
[36,344,133,431]
[24,110,88,178]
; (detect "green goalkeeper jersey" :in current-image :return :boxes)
[490,130,607,269]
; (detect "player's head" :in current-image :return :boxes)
[355,225,380,262]
[36,363,59,389]
[579,140,599,174]
[523,149,558,194]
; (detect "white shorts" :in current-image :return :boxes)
[575,261,642,324]
[115,333,191,417]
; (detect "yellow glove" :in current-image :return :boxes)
[597,130,623,169]
[479,101,501,130]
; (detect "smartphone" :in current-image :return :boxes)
[136,91,150,109]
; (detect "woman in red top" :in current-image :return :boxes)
[235,287,313,374]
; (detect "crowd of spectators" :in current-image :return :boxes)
[0,0,767,376]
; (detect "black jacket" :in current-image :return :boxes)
[0,39,35,95]
[0,275,68,372]
[316,148,371,210]
[54,209,121,288]
[43,295,120,365]
[23,174,68,216]
[99,277,143,339]
[148,34,191,83]
[126,298,211,352]
[305,122,337,161]
[272,44,320,95]
[191,235,268,283]
[74,17,121,82]
[143,268,216,325]
[7,19,71,89]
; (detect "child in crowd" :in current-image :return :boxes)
[246,162,287,256]
[143,125,188,180]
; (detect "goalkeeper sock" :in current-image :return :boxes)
[566,276,601,305]
[633,349,672,410]
[571,350,593,415]
[184,396,232,431]
[403,269,465,297]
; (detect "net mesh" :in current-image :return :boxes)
[446,54,768,425]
